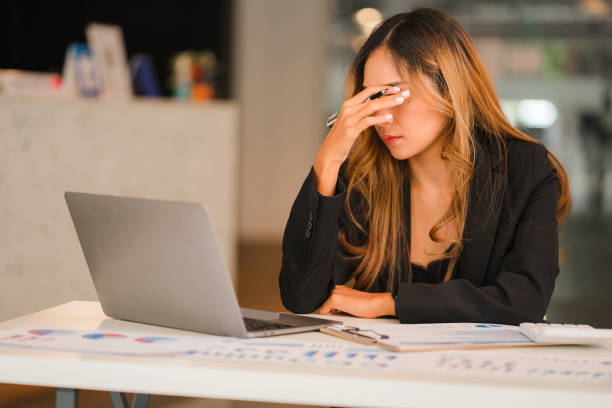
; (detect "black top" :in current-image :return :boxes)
[279,136,560,325]
[411,260,448,284]
[409,245,454,285]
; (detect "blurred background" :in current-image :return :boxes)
[1,0,611,407]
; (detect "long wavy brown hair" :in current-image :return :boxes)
[339,8,571,291]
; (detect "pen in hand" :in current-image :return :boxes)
[325,87,392,129]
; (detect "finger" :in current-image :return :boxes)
[336,285,360,293]
[344,107,393,127]
[332,287,348,296]
[319,306,331,315]
[337,87,405,128]
[351,114,394,134]
[342,90,408,127]
[353,90,410,118]
[344,85,399,108]
[319,297,335,315]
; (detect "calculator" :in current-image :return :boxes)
[519,323,612,345]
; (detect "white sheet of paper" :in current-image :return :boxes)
[327,322,533,349]
[1,327,611,385]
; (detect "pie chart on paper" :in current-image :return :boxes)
[134,336,178,343]
[82,333,127,340]
[28,329,74,336]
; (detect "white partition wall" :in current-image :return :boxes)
[0,97,239,322]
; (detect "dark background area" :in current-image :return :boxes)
[1,2,233,98]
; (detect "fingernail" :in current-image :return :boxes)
[395,96,405,103]
[392,86,401,92]
[386,114,393,120]
[401,90,410,97]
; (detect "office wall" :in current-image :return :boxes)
[0,97,239,321]
[233,0,330,242]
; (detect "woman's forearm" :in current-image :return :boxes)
[313,155,342,197]
[319,287,397,318]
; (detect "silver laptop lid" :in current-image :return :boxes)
[65,192,248,337]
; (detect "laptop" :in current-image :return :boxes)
[65,192,339,338]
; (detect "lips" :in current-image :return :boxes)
[381,134,402,145]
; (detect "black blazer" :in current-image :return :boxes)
[279,137,560,325]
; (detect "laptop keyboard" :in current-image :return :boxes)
[243,317,293,332]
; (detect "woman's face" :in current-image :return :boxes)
[363,47,449,160]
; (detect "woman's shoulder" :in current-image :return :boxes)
[505,136,547,157]
[476,130,551,169]
[502,137,556,186]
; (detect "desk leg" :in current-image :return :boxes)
[131,393,150,408]
[110,391,150,408]
[56,388,78,408]
[110,392,129,408]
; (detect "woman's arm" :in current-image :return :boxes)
[279,166,353,313]
[280,86,407,313]
[319,285,396,318]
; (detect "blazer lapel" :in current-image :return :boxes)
[456,142,506,284]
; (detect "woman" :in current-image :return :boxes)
[279,8,571,324]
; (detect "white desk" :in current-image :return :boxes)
[1,301,611,408]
